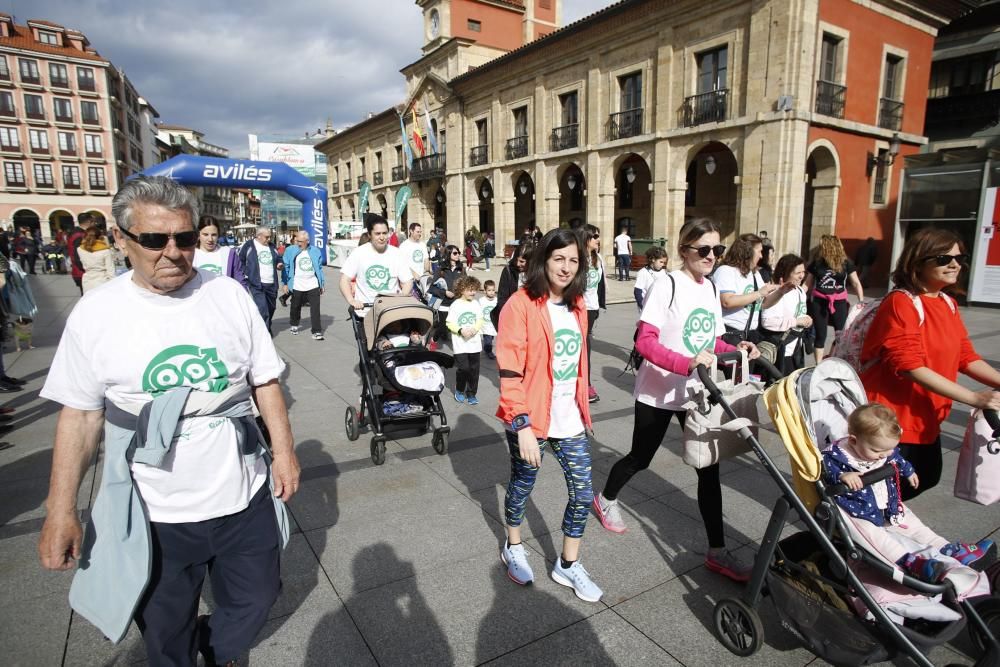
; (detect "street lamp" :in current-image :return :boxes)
[436,191,444,203]
[567,174,577,191]
[519,180,528,195]
[481,182,491,199]
[867,132,902,172]
[625,165,636,184]
[705,155,717,175]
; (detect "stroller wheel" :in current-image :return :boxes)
[432,428,449,455]
[968,597,1000,659]
[714,598,763,657]
[345,407,360,441]
[370,436,387,465]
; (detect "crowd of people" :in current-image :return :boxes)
[30,179,1000,665]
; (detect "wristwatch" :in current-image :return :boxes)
[510,414,531,432]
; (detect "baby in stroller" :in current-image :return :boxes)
[823,402,993,618]
[375,318,424,350]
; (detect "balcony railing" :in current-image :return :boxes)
[391,165,406,182]
[411,153,445,182]
[925,89,1000,129]
[551,124,579,151]
[78,79,95,92]
[85,150,102,158]
[505,135,528,160]
[607,109,643,141]
[815,80,846,119]
[0,71,9,82]
[682,90,728,127]
[343,178,351,191]
[0,106,14,118]
[357,175,365,189]
[26,110,44,121]
[5,178,24,187]
[31,145,49,155]
[878,98,903,131]
[469,144,488,167]
[373,170,383,186]
[55,113,72,123]
[331,182,339,194]
[60,147,77,157]
[51,77,69,89]
[20,74,40,85]
[82,115,100,126]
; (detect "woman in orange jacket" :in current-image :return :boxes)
[495,228,602,602]
[861,227,1000,498]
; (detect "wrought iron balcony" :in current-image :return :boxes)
[607,109,643,141]
[343,178,351,191]
[51,77,70,89]
[411,153,445,182]
[925,90,1000,129]
[19,74,40,85]
[551,124,579,151]
[469,144,488,167]
[878,98,903,131]
[505,136,528,160]
[682,90,728,127]
[331,182,339,194]
[815,81,846,119]
[78,78,95,92]
[373,170,383,186]
[391,165,407,182]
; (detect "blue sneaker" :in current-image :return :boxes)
[467,395,479,406]
[454,391,466,403]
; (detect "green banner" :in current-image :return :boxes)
[394,185,412,222]
[358,181,371,219]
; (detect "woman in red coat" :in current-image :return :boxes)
[860,228,1000,498]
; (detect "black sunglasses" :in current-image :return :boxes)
[923,253,969,267]
[118,225,198,250]
[683,244,726,258]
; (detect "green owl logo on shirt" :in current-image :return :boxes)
[587,267,600,290]
[482,304,494,320]
[200,264,222,275]
[297,253,314,273]
[258,251,273,266]
[683,308,716,355]
[364,265,391,291]
[412,249,424,263]
[743,284,756,312]
[457,311,477,328]
[142,345,229,395]
[552,329,582,381]
[795,300,807,318]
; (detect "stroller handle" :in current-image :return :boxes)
[984,409,1000,437]
[696,352,783,401]
[825,464,895,498]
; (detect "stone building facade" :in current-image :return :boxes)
[318,0,968,273]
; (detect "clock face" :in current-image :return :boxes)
[429,9,440,38]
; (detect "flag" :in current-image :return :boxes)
[422,94,439,155]
[410,103,426,157]
[397,112,414,170]
[358,181,371,218]
[395,186,412,220]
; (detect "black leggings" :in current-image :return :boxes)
[587,309,599,385]
[453,352,480,397]
[604,401,726,548]
[808,297,849,348]
[898,438,942,501]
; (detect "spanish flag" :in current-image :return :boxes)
[410,103,426,157]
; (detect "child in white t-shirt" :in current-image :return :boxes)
[446,275,483,405]
[634,245,669,311]
[479,280,498,360]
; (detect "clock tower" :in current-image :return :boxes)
[417,0,562,53]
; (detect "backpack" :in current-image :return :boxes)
[830,289,955,373]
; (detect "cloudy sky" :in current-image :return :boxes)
[26,0,613,156]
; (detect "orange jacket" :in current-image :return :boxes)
[495,289,592,438]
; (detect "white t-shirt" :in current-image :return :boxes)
[761,285,807,357]
[711,265,763,331]
[546,299,585,438]
[583,256,604,311]
[291,249,319,292]
[193,246,231,277]
[634,270,725,410]
[41,271,285,523]
[446,298,483,354]
[479,295,497,337]
[634,266,668,306]
[340,243,409,306]
[254,240,275,284]
[399,239,426,280]
[614,233,631,255]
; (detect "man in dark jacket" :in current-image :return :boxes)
[239,227,283,332]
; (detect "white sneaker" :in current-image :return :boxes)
[551,559,603,602]
[592,493,627,534]
[500,541,534,585]
[312,332,324,340]
[290,325,299,335]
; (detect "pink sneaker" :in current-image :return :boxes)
[705,548,752,583]
[588,385,599,403]
[592,493,626,533]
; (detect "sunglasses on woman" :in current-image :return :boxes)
[682,244,726,258]
[923,253,969,267]
[118,225,199,250]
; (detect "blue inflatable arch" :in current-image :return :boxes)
[140,155,328,259]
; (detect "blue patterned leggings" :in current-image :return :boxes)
[504,430,593,538]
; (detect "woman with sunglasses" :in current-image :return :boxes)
[593,218,759,582]
[582,224,606,403]
[194,216,246,287]
[860,227,1000,498]
[428,244,467,347]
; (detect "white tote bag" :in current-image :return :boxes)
[954,409,1000,505]
[682,352,765,469]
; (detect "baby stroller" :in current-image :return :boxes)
[704,357,999,666]
[346,294,454,465]
[41,244,66,274]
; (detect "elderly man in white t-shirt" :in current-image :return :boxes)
[339,213,412,311]
[38,176,300,667]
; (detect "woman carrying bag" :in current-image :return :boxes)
[759,254,812,374]
[592,218,760,582]
[711,233,780,345]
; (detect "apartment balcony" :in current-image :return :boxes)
[5,178,25,188]
[391,165,407,182]
[78,79,96,93]
[815,81,846,119]
[682,90,728,127]
[331,182,339,195]
[373,170,383,186]
[82,116,101,127]
[25,110,45,122]
[551,124,579,151]
[343,178,351,192]
[878,98,904,131]
[0,71,8,83]
[357,175,365,189]
[925,89,1000,130]
[0,107,14,119]
[607,108,643,141]
[51,77,70,90]
[469,144,488,167]
[411,153,445,182]
[60,147,77,157]
[505,135,528,160]
[55,113,73,124]
[20,74,40,86]
[85,150,103,159]
[30,145,50,155]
